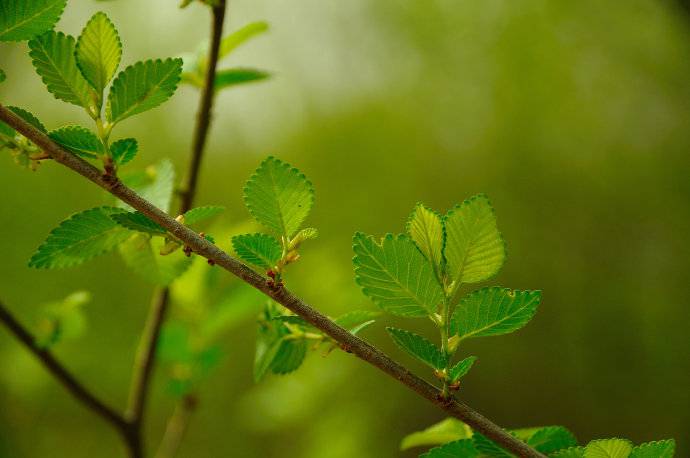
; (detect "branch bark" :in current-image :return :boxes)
[0,103,546,458]
[0,300,128,435]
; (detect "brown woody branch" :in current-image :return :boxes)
[0,103,545,458]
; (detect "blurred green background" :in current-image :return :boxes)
[1,0,689,456]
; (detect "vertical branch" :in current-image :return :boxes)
[154,395,197,458]
[125,1,228,456]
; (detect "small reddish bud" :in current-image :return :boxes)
[207,259,215,266]
[266,270,275,278]
[183,246,193,257]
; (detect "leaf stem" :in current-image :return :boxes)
[0,102,546,458]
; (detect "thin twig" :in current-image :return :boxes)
[0,299,128,434]
[0,103,546,458]
[155,395,198,458]
[124,1,228,454]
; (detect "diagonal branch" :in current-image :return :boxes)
[0,299,128,434]
[0,103,546,458]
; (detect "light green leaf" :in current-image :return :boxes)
[35,290,90,349]
[7,106,46,133]
[49,125,102,158]
[75,12,121,93]
[121,159,175,212]
[400,418,471,451]
[110,138,137,165]
[334,310,382,329]
[215,68,269,90]
[28,31,94,108]
[407,203,444,275]
[119,233,192,286]
[444,194,506,291]
[219,21,269,58]
[421,439,479,458]
[231,233,281,269]
[29,206,131,269]
[584,439,633,458]
[270,338,307,375]
[243,156,314,239]
[630,440,675,458]
[386,327,447,370]
[111,211,166,235]
[349,320,375,336]
[183,205,225,225]
[0,0,67,41]
[473,433,513,457]
[353,233,444,317]
[449,355,477,383]
[526,427,577,454]
[106,58,183,124]
[451,287,540,340]
[552,447,586,458]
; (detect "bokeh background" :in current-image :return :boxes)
[1,0,689,456]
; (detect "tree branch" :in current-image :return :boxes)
[125,1,227,454]
[0,103,546,458]
[155,395,197,458]
[0,299,128,435]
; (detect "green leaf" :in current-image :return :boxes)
[106,58,183,124]
[584,439,634,458]
[630,440,675,458]
[473,433,514,457]
[334,310,382,329]
[231,233,282,269]
[386,327,447,370]
[29,206,131,269]
[28,31,94,108]
[214,68,270,90]
[444,194,506,290]
[121,159,176,212]
[243,156,314,239]
[119,233,192,286]
[111,211,166,235]
[449,355,477,383]
[288,227,318,250]
[451,287,540,340]
[35,290,90,349]
[407,203,444,275]
[270,338,307,375]
[7,106,47,133]
[183,205,225,225]
[526,427,577,454]
[75,12,121,94]
[0,0,67,41]
[110,138,137,165]
[552,447,586,458]
[421,439,479,458]
[400,418,471,451]
[48,125,102,158]
[219,21,269,58]
[353,233,444,317]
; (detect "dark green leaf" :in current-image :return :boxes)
[214,68,269,90]
[630,440,675,458]
[421,439,479,458]
[183,205,225,225]
[110,138,137,165]
[111,211,166,235]
[232,233,282,270]
[449,356,477,383]
[386,327,447,370]
[0,0,67,42]
[49,125,102,158]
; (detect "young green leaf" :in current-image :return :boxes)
[630,440,675,458]
[333,310,382,329]
[444,194,506,290]
[28,31,94,109]
[119,233,192,286]
[584,439,634,458]
[421,439,479,458]
[48,126,102,158]
[121,159,176,212]
[29,206,131,269]
[270,338,308,375]
[552,447,586,458]
[183,205,225,225]
[218,21,269,58]
[0,0,67,42]
[407,203,444,275]
[451,287,540,341]
[526,427,578,454]
[449,355,477,383]
[75,12,122,94]
[106,58,183,124]
[386,327,447,370]
[111,211,166,235]
[214,68,269,90]
[231,233,282,269]
[243,156,314,239]
[353,233,444,317]
[110,138,137,165]
[7,106,47,133]
[400,418,471,451]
